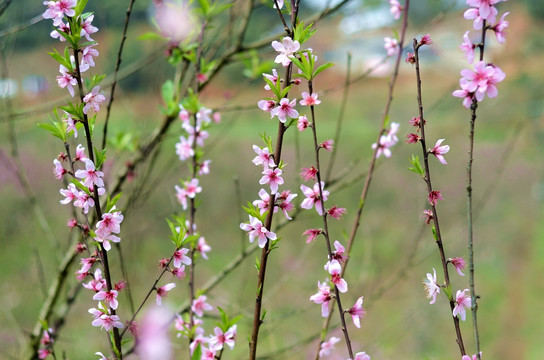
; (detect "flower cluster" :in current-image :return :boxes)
[174,296,238,357]
[453,0,508,108]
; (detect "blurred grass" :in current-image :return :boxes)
[1,1,544,360]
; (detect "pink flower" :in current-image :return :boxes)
[300,166,318,181]
[136,306,173,360]
[156,283,176,305]
[465,0,502,27]
[319,336,341,358]
[348,296,366,328]
[422,268,440,304]
[452,87,476,109]
[271,37,300,67]
[240,216,277,248]
[409,116,424,128]
[50,21,69,41]
[263,69,279,90]
[300,181,329,216]
[252,145,276,168]
[62,112,78,137]
[428,190,443,206]
[175,136,194,161]
[351,352,371,360]
[95,352,109,360]
[253,188,274,215]
[53,159,66,180]
[331,240,347,263]
[464,6,498,30]
[429,139,450,165]
[56,65,76,97]
[173,248,192,268]
[38,349,51,359]
[300,92,321,106]
[259,167,284,194]
[80,45,99,72]
[277,190,297,220]
[196,237,211,259]
[184,178,202,198]
[460,31,476,64]
[270,97,299,123]
[155,1,195,43]
[81,14,98,41]
[422,209,434,224]
[42,0,77,26]
[372,135,396,158]
[328,206,346,220]
[384,37,399,57]
[91,314,124,331]
[258,99,276,113]
[462,353,482,360]
[175,185,188,210]
[405,133,420,143]
[192,295,213,317]
[492,12,509,44]
[83,86,106,114]
[303,228,322,244]
[326,259,348,293]
[171,266,186,279]
[453,289,471,321]
[297,115,310,131]
[75,159,104,188]
[420,34,432,46]
[198,160,211,175]
[95,233,120,251]
[201,346,217,360]
[186,124,209,147]
[389,0,402,20]
[273,0,284,9]
[309,281,332,317]
[459,61,505,102]
[209,325,237,351]
[74,144,87,162]
[95,208,123,237]
[93,289,119,310]
[320,139,334,152]
[405,52,415,64]
[450,257,466,276]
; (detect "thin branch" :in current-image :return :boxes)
[101,0,137,150]
[413,38,466,356]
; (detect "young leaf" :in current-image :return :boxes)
[313,62,334,78]
[37,121,66,142]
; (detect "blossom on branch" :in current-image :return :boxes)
[271,37,300,67]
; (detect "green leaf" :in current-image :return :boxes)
[280,84,293,98]
[313,62,334,78]
[255,257,260,272]
[443,284,452,301]
[48,49,72,71]
[37,120,66,142]
[263,76,281,100]
[162,80,175,105]
[408,154,424,175]
[207,3,233,19]
[191,343,202,360]
[74,0,89,17]
[94,147,107,168]
[71,179,91,195]
[105,192,123,213]
[138,31,165,41]
[293,21,316,45]
[431,226,437,241]
[39,319,49,331]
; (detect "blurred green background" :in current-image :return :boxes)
[1,0,543,359]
